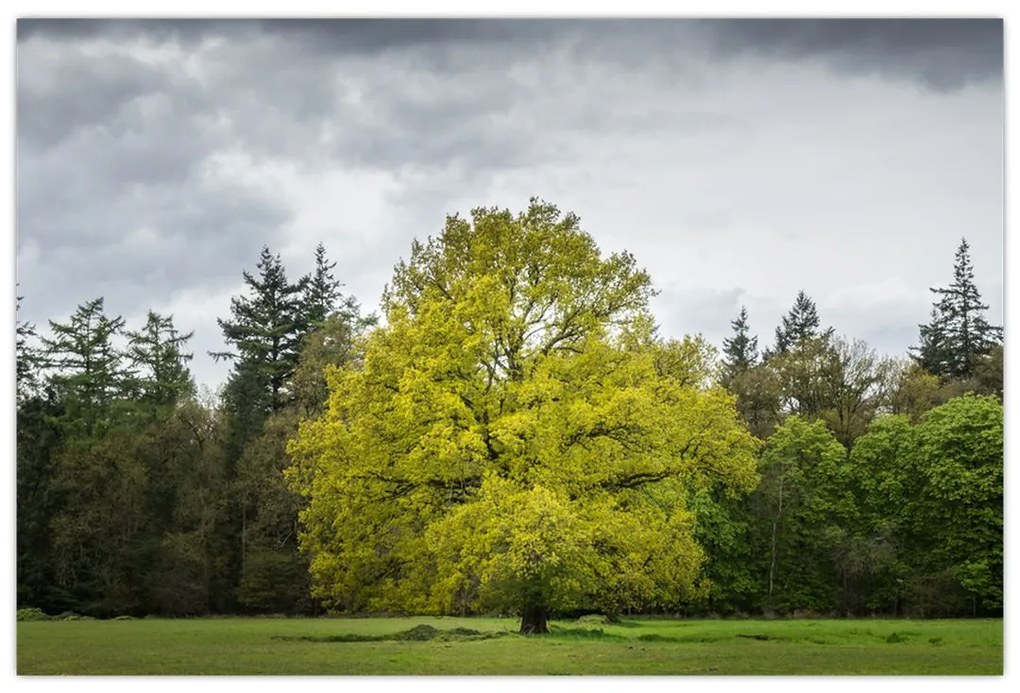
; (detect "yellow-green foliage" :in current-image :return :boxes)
[286,200,759,617]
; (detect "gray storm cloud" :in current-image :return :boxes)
[698,18,1001,91]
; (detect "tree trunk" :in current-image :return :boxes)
[241,505,247,581]
[768,471,784,605]
[519,602,549,635]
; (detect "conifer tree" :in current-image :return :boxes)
[298,243,357,332]
[722,305,759,380]
[772,290,825,356]
[914,238,1001,379]
[125,311,195,408]
[214,246,304,414]
[914,307,952,377]
[40,297,128,435]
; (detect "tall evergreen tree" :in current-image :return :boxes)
[721,305,759,380]
[214,246,304,414]
[125,311,195,409]
[298,243,357,332]
[213,247,323,612]
[40,298,128,436]
[914,307,952,376]
[232,249,369,615]
[914,238,1001,379]
[772,290,824,356]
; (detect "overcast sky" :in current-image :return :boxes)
[15,18,1003,393]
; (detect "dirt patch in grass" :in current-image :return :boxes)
[885,631,921,644]
[548,626,626,640]
[275,623,512,643]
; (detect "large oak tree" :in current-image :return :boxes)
[287,200,758,633]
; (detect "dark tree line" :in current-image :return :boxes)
[16,235,1001,619]
[16,245,371,616]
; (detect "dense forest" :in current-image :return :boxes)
[16,202,1003,622]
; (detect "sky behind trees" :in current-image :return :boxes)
[15,17,1003,391]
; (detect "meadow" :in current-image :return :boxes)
[16,615,1003,675]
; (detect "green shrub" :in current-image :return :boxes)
[58,612,96,621]
[17,608,51,621]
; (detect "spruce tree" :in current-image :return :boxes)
[914,307,952,377]
[229,245,369,616]
[298,243,356,332]
[214,246,304,414]
[914,238,1001,379]
[40,297,128,436]
[722,305,759,381]
[213,247,307,611]
[772,290,826,356]
[125,311,195,408]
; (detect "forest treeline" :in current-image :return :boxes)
[16,208,1003,620]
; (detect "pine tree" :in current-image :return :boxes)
[772,290,824,356]
[914,238,1002,379]
[914,307,952,377]
[214,246,304,414]
[212,247,307,611]
[298,243,357,332]
[125,311,195,408]
[40,297,128,435]
[721,305,781,438]
[721,305,759,382]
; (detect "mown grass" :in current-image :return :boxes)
[17,615,1002,675]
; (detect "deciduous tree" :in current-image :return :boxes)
[749,416,850,613]
[287,201,759,633]
[911,395,1003,614]
[772,336,894,447]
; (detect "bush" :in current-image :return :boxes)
[17,607,51,621]
[57,612,96,621]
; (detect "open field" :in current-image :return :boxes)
[17,615,1002,675]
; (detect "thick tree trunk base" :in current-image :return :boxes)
[519,604,549,635]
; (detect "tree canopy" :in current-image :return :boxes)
[286,200,759,632]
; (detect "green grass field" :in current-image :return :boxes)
[17,615,1002,675]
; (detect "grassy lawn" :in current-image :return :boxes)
[17,615,1002,675]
